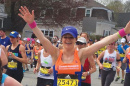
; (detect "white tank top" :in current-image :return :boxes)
[38,49,54,79]
[103,50,117,71]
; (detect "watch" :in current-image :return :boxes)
[87,71,90,75]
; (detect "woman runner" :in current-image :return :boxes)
[97,42,121,86]
[33,37,54,86]
[18,6,130,86]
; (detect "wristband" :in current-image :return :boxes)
[28,21,37,29]
[117,32,122,38]
[118,28,127,37]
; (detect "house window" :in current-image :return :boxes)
[86,9,90,17]
[103,30,110,36]
[41,29,54,38]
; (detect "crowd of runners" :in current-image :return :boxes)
[0,6,130,86]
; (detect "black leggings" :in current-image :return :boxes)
[34,60,37,68]
[81,82,91,86]
[124,73,130,86]
[37,77,54,86]
[101,69,116,86]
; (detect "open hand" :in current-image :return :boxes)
[18,6,34,24]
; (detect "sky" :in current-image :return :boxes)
[123,0,129,3]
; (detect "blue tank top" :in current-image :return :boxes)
[25,44,31,56]
[1,74,8,85]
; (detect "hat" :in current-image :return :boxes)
[9,31,19,38]
[36,39,40,43]
[27,38,30,41]
[89,39,93,42]
[18,34,21,38]
[0,28,5,32]
[121,38,126,43]
[61,26,78,38]
[23,37,27,41]
[77,37,87,44]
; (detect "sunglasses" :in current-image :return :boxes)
[76,42,85,45]
[63,36,74,39]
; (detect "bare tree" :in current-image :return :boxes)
[106,0,124,13]
[124,1,130,13]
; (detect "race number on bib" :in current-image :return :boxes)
[40,67,50,76]
[8,62,17,69]
[57,79,78,86]
[103,62,111,68]
[34,55,38,60]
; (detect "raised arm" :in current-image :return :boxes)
[18,6,58,58]
[80,21,130,58]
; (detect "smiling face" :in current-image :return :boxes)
[107,43,115,50]
[62,33,76,49]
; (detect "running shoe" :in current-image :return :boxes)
[115,77,120,81]
[26,68,29,71]
[98,74,101,79]
[23,70,26,73]
[121,79,124,84]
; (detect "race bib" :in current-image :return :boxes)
[34,55,38,60]
[40,68,50,76]
[7,61,17,69]
[57,78,78,86]
[103,62,111,68]
[129,64,130,69]
[120,54,125,57]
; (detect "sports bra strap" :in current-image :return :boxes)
[1,74,8,84]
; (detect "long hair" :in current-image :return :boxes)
[0,59,2,83]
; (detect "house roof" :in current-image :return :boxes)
[80,0,108,9]
[114,13,130,27]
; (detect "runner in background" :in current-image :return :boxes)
[97,36,106,79]
[0,28,11,73]
[115,38,129,84]
[76,37,96,86]
[0,28,11,47]
[6,31,28,83]
[18,6,130,86]
[33,36,54,86]
[0,59,22,86]
[97,42,121,86]
[52,35,59,47]
[18,34,24,46]
[80,32,90,46]
[123,47,130,86]
[32,39,42,67]
[25,38,33,71]
[22,37,27,72]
